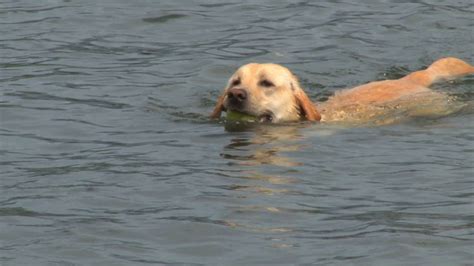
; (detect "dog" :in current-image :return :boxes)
[210,57,474,124]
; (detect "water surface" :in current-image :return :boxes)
[1,0,473,265]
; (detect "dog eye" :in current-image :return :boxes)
[231,79,241,86]
[259,80,274,87]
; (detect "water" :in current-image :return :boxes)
[1,0,473,265]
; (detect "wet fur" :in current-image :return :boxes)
[211,57,474,124]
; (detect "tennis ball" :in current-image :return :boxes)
[226,111,257,122]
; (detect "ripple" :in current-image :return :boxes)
[0,207,70,217]
[0,17,61,25]
[4,91,131,109]
[0,5,70,14]
[142,14,187,24]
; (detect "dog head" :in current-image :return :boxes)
[210,63,320,123]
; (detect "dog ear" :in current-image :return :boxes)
[210,93,226,119]
[292,81,321,121]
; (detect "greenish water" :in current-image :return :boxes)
[1,0,473,265]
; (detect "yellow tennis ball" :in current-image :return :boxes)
[226,111,257,122]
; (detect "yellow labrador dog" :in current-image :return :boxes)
[211,57,474,124]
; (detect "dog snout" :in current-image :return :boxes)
[227,88,247,103]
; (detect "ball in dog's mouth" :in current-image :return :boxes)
[226,110,257,122]
[226,110,274,123]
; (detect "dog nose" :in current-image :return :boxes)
[227,88,247,101]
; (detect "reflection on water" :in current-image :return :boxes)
[218,123,307,233]
[223,123,307,167]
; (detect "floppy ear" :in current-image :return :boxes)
[292,82,321,121]
[210,93,226,119]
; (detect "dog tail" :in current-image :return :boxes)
[403,57,474,87]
